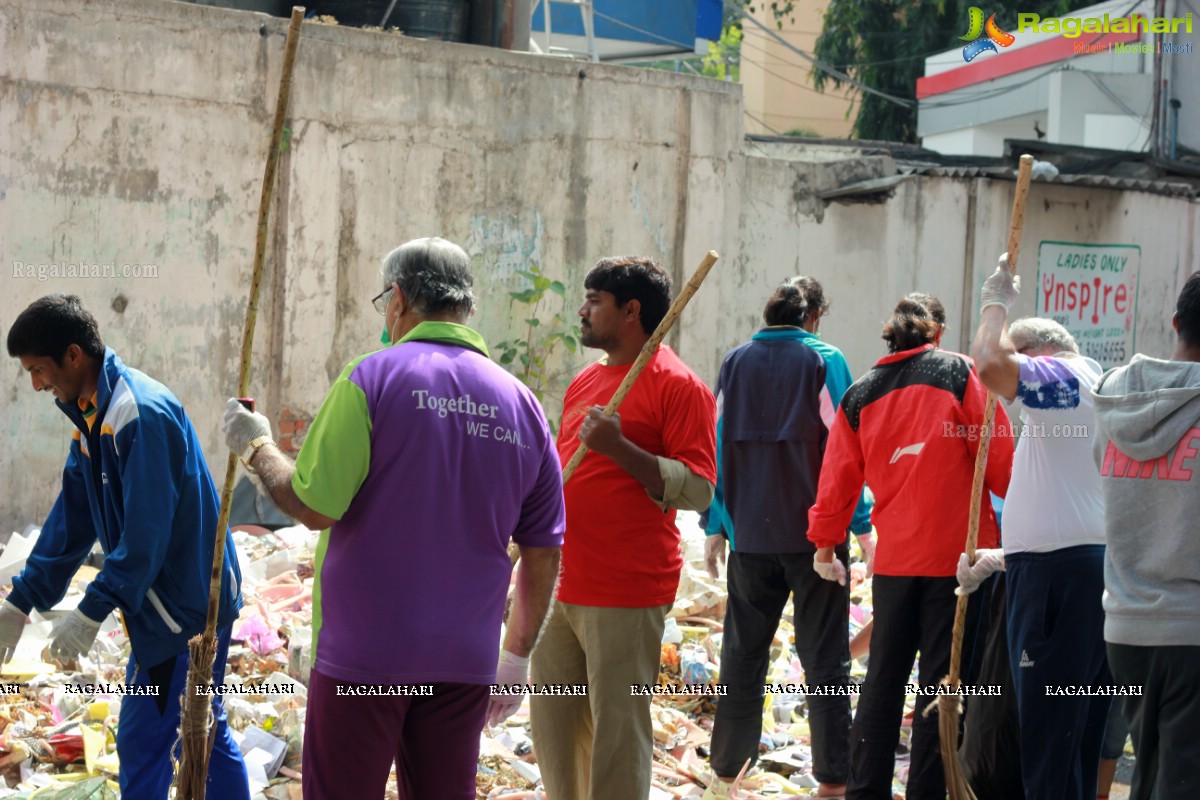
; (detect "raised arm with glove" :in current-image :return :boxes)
[980,253,1021,313]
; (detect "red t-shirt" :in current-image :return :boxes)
[556,346,717,607]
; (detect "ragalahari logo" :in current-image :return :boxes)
[961,7,1016,61]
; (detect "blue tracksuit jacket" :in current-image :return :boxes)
[705,327,874,547]
[8,349,242,668]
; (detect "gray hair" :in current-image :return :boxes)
[381,237,475,317]
[1009,317,1079,355]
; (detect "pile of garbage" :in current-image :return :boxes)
[0,509,918,799]
[0,522,320,800]
[478,511,913,800]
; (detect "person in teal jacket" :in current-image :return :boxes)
[3,294,248,800]
[700,277,873,799]
[704,276,874,564]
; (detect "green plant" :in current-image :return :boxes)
[701,25,743,81]
[495,265,581,415]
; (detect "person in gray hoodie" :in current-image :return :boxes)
[1092,270,1200,800]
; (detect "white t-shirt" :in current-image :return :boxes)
[1001,353,1106,554]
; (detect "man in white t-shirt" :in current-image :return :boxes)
[961,253,1109,800]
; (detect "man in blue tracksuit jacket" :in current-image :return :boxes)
[3,294,249,800]
[701,276,872,800]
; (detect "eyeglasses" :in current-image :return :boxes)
[372,286,394,316]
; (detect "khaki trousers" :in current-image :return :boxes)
[529,601,670,800]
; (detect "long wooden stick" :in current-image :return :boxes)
[174,9,305,798]
[561,250,719,483]
[939,153,1034,800]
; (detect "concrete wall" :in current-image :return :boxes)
[2,0,1197,533]
[924,113,1047,158]
[705,152,1198,386]
[1049,71,1153,151]
[0,0,741,531]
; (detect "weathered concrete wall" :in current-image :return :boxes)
[2,0,1197,534]
[696,147,1199,385]
[0,0,742,532]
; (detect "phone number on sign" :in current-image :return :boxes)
[1082,340,1127,363]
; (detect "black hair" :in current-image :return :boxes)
[793,276,829,321]
[763,278,809,326]
[6,294,106,363]
[584,256,672,335]
[1176,271,1200,347]
[881,293,943,352]
[904,291,946,326]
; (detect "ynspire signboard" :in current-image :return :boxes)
[1035,241,1140,367]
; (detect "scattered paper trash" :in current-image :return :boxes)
[239,725,288,779]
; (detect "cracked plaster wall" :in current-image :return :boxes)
[2,0,1197,531]
[0,0,741,530]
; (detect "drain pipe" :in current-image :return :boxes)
[1169,99,1181,161]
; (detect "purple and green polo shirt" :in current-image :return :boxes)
[292,321,565,685]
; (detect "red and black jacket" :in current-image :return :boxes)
[807,345,1013,577]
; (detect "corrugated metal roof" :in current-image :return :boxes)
[1048,173,1197,198]
[739,137,1200,200]
[898,165,1198,198]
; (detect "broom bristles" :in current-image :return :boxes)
[174,632,218,799]
[937,691,978,800]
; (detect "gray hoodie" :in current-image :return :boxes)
[1093,354,1200,647]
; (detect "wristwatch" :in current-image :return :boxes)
[240,435,275,472]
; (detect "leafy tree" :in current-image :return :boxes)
[745,1,797,27]
[638,23,742,80]
[702,24,743,81]
[812,1,1092,142]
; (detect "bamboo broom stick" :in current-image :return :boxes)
[938,153,1034,800]
[173,8,306,798]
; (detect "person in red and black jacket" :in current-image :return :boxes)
[808,293,1014,800]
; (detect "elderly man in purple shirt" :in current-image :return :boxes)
[224,237,566,800]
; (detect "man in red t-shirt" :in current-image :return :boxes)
[529,255,717,800]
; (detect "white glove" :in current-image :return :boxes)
[49,608,102,664]
[813,555,847,586]
[955,549,1006,596]
[704,535,727,580]
[0,601,27,666]
[223,398,272,458]
[980,253,1021,312]
[857,532,877,578]
[486,650,530,727]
